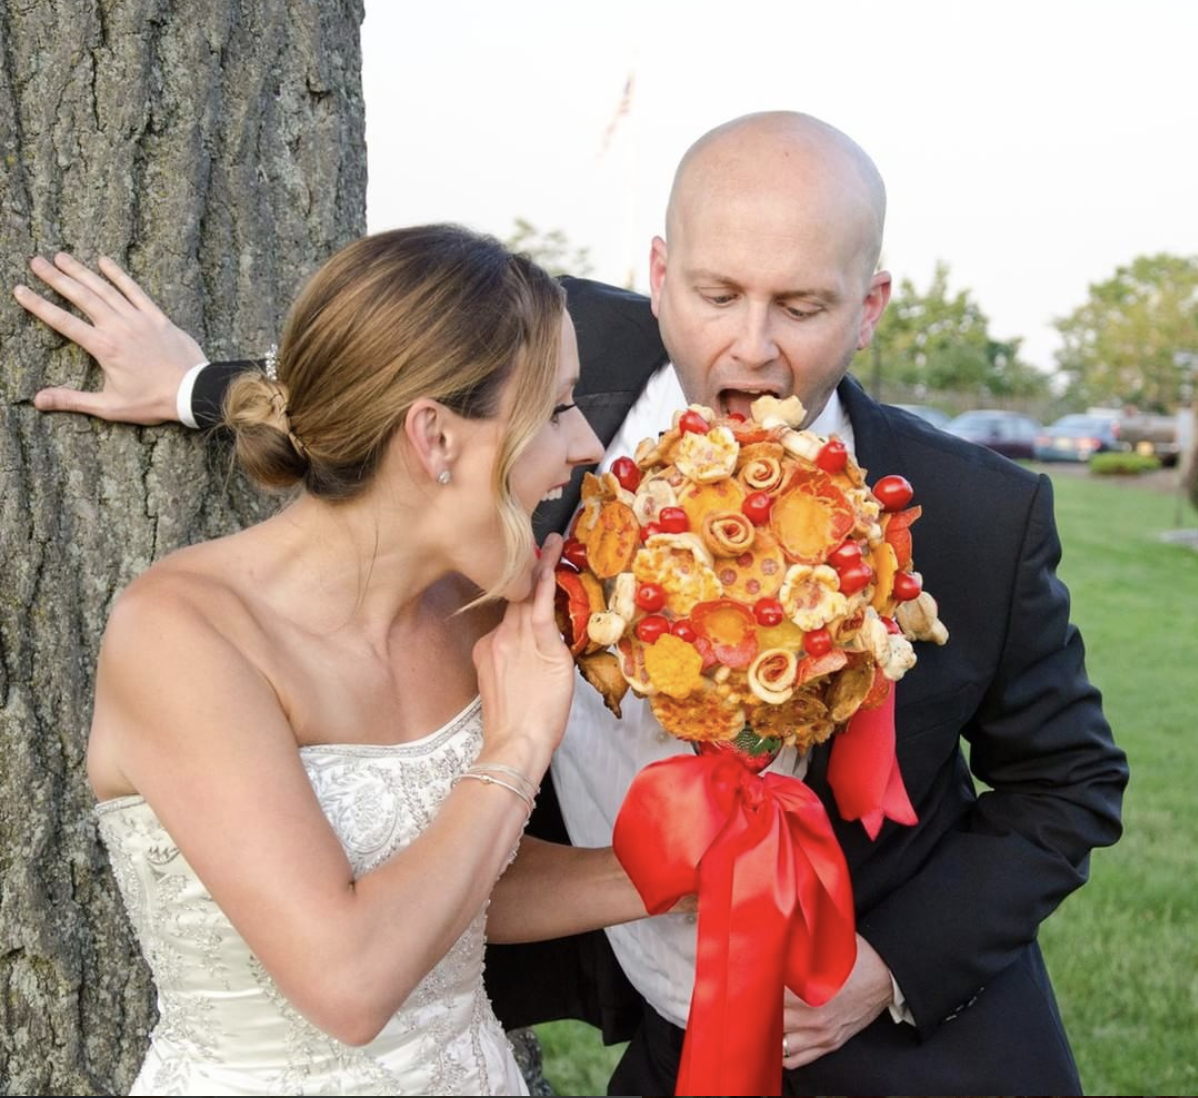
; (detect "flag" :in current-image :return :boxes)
[599,72,634,157]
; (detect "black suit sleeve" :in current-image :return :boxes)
[862,473,1127,1037]
[191,359,262,429]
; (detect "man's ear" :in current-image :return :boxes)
[648,236,669,318]
[857,270,892,349]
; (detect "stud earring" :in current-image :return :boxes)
[437,469,452,485]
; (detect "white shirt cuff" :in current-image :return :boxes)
[176,361,209,429]
[888,971,916,1025]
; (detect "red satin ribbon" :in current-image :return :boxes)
[613,753,856,1097]
[827,684,917,840]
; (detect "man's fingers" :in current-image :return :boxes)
[33,386,120,420]
[13,285,106,356]
[52,252,132,315]
[97,255,163,316]
[27,255,112,322]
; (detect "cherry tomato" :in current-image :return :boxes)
[635,582,667,612]
[742,491,774,525]
[670,619,698,643]
[610,455,642,493]
[892,571,923,602]
[561,537,588,571]
[837,561,874,595]
[825,540,862,570]
[635,614,670,644]
[657,506,690,534]
[639,522,662,543]
[678,410,710,435]
[815,438,848,474]
[873,474,914,512]
[753,598,785,627]
[803,628,833,657]
[727,411,747,423]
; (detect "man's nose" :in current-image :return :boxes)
[730,302,778,367]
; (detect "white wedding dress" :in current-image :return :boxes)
[95,698,529,1096]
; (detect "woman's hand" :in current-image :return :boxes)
[472,534,575,775]
[13,252,205,424]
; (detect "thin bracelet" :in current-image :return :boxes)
[452,771,536,816]
[464,763,539,799]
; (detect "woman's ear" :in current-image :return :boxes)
[403,398,455,485]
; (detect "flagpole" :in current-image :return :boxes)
[598,69,637,290]
[623,87,638,290]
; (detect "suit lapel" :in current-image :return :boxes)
[838,373,901,478]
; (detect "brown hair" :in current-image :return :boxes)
[224,224,564,597]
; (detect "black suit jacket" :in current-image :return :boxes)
[495,279,1128,1095]
[199,277,1127,1094]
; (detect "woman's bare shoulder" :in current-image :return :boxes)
[104,538,260,654]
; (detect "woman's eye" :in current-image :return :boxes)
[551,402,576,424]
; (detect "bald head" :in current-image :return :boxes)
[665,112,886,286]
[648,111,892,422]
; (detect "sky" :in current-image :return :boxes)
[360,0,1198,376]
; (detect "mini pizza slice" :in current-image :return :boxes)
[675,425,740,483]
[677,476,747,533]
[650,681,746,743]
[769,466,855,565]
[711,527,787,603]
[747,688,837,750]
[633,541,724,617]
[581,499,640,578]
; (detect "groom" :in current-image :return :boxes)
[28,111,1126,1095]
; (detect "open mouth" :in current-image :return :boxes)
[719,387,781,419]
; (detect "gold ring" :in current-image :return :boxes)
[782,1033,791,1059]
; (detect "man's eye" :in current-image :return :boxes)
[783,305,821,320]
[700,292,736,306]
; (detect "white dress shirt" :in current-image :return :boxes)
[550,365,854,1028]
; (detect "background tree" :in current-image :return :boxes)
[871,261,1049,403]
[0,3,366,1093]
[1054,253,1198,412]
[505,217,595,278]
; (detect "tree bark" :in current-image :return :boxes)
[0,2,366,1092]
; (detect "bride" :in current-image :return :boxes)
[76,224,645,1094]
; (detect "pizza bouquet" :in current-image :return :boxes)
[554,395,948,1097]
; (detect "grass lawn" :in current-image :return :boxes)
[1036,470,1198,1097]
[535,469,1198,1097]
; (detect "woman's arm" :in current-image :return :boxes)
[95,555,571,1047]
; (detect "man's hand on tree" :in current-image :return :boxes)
[14,252,204,425]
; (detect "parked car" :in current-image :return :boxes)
[942,409,1043,460]
[1118,411,1181,466]
[1033,414,1127,462]
[892,403,952,429]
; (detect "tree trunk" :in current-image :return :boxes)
[0,2,366,1092]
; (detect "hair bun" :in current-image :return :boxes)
[223,371,310,490]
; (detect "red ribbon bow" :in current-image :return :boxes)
[827,685,917,839]
[613,752,857,1097]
